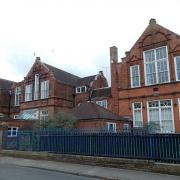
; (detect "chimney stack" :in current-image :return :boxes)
[110,46,118,63]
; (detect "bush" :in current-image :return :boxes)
[34,112,77,129]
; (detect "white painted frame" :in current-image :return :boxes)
[174,56,180,81]
[25,84,32,102]
[15,87,21,106]
[147,99,175,133]
[143,46,170,86]
[76,86,87,94]
[41,80,49,99]
[7,127,19,137]
[34,74,39,100]
[40,109,48,121]
[130,65,140,88]
[107,122,116,132]
[132,102,143,127]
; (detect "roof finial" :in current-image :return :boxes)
[149,18,156,25]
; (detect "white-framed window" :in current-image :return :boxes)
[34,74,39,100]
[76,86,87,94]
[147,100,174,133]
[107,122,116,132]
[174,56,180,81]
[7,127,18,137]
[25,84,32,102]
[96,100,107,108]
[130,65,140,88]
[15,87,21,106]
[40,110,48,121]
[144,46,170,86]
[41,80,49,99]
[132,102,143,127]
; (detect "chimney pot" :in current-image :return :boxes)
[99,71,103,75]
[35,57,41,62]
[149,18,156,25]
[125,51,130,58]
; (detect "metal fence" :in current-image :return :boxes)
[3,129,180,164]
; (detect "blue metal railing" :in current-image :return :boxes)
[3,129,180,163]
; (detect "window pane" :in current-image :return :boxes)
[146,63,156,85]
[144,47,169,85]
[156,47,167,60]
[41,81,49,99]
[175,56,180,80]
[131,65,140,87]
[148,100,173,133]
[145,50,155,62]
[133,103,143,127]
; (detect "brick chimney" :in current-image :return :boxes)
[110,46,119,114]
[110,46,118,63]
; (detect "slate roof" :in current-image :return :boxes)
[44,63,80,86]
[70,101,131,121]
[91,87,111,99]
[76,75,96,86]
[0,78,14,90]
[44,63,96,87]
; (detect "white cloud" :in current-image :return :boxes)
[0,0,180,83]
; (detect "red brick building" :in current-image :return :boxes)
[0,79,14,117]
[71,101,132,132]
[9,57,109,121]
[0,57,114,133]
[110,19,180,133]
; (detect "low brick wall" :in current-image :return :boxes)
[0,150,180,176]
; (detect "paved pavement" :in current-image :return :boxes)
[0,156,180,180]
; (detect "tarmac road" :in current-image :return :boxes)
[0,163,100,180]
[0,156,179,180]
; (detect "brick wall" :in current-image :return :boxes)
[110,20,180,132]
[75,119,132,130]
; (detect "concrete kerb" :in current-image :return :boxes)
[0,150,180,176]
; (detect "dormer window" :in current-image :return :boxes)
[76,86,87,94]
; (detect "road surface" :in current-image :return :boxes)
[0,156,180,180]
[0,163,100,180]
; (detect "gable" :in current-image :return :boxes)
[25,57,51,81]
[128,19,180,60]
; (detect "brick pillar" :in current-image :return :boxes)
[110,46,119,114]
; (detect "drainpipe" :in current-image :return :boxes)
[8,90,12,117]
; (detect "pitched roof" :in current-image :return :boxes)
[0,78,15,90]
[44,63,97,87]
[76,75,96,86]
[70,101,130,121]
[91,87,111,99]
[44,63,80,86]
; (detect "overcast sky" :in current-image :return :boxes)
[0,0,180,84]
